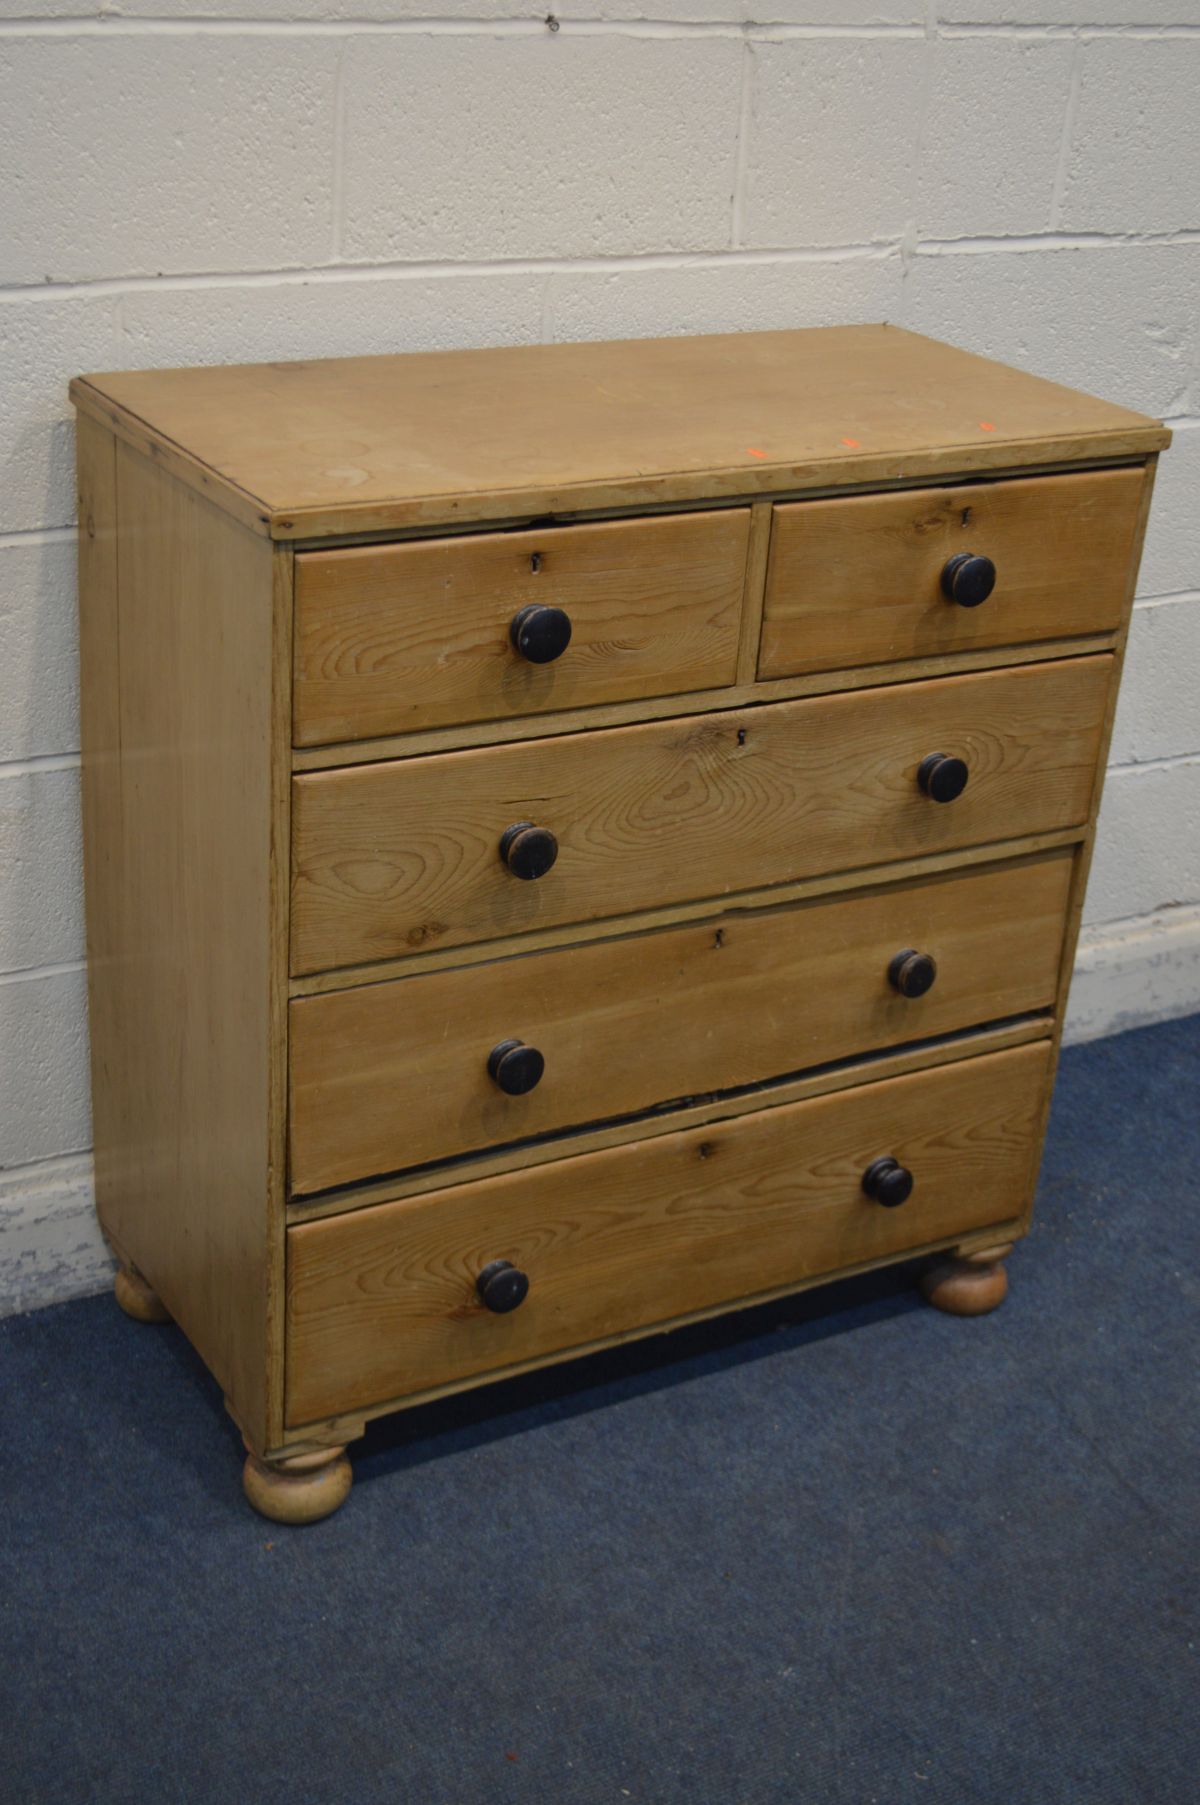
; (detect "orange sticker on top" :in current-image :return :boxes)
[979,420,996,432]
[841,436,861,449]
[745,446,767,459]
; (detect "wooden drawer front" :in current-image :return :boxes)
[289,852,1071,1195]
[759,468,1143,681]
[285,1040,1050,1424]
[293,510,749,746]
[290,655,1108,975]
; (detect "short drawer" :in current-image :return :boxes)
[288,851,1072,1195]
[284,1039,1050,1424]
[293,509,749,745]
[759,467,1143,681]
[290,655,1109,975]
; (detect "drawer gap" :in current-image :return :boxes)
[288,1009,1054,1207]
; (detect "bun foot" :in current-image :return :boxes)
[921,1243,1013,1317]
[242,1444,352,1525]
[113,1264,171,1323]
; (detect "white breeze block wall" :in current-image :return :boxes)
[1,3,1198,1314]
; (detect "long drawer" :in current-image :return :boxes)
[285,1039,1051,1425]
[288,851,1072,1194]
[293,509,749,745]
[290,655,1110,975]
[759,467,1143,680]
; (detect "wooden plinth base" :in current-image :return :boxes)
[920,1243,1014,1317]
[242,1443,352,1525]
[113,1264,172,1324]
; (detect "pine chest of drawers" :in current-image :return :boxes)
[71,327,1168,1523]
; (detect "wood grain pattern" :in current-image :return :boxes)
[285,1040,1051,1424]
[289,630,1119,775]
[263,541,295,1441]
[70,327,1167,540]
[76,437,283,1450]
[281,1191,1026,1443]
[288,828,1085,998]
[290,655,1111,975]
[293,509,748,745]
[75,416,125,1235]
[288,851,1072,1194]
[736,500,773,684]
[760,466,1145,679]
[285,1016,1054,1227]
[1016,455,1162,1237]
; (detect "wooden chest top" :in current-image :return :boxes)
[69,324,1167,541]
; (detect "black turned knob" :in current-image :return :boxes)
[862,1157,913,1209]
[499,821,559,880]
[941,552,996,608]
[487,1038,545,1096]
[888,948,938,998]
[917,751,969,804]
[476,1259,529,1314]
[510,604,573,664]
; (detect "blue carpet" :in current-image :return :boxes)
[2,1015,1197,1805]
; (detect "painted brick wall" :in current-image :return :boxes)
[1,2,1197,1312]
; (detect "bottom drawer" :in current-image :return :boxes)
[285,1039,1051,1426]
